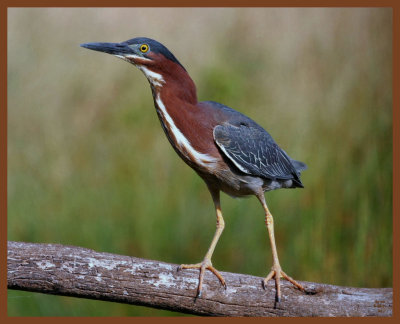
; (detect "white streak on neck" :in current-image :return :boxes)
[138,66,165,87]
[112,55,163,87]
[155,95,218,167]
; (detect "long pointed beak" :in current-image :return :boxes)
[80,42,132,56]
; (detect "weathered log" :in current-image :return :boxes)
[7,241,392,316]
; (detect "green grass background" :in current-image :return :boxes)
[7,8,392,316]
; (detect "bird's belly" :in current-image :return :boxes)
[199,165,295,198]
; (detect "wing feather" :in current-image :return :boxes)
[213,124,303,183]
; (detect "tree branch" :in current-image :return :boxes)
[7,241,392,316]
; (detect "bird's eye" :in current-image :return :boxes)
[140,44,149,53]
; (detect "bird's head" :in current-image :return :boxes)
[81,37,187,88]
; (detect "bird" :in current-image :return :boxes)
[80,37,307,303]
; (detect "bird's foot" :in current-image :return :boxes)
[262,264,305,303]
[178,258,226,298]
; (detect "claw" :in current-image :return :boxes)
[263,265,305,302]
[179,259,226,297]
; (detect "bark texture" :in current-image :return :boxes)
[7,241,392,317]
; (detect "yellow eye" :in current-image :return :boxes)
[140,44,149,53]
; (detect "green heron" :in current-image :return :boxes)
[81,37,307,302]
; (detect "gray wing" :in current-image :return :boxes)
[213,124,303,183]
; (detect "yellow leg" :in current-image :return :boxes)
[178,189,226,297]
[257,193,304,302]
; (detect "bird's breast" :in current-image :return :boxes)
[153,94,221,171]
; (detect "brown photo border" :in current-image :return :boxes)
[1,0,398,322]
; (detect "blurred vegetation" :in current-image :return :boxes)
[7,8,392,316]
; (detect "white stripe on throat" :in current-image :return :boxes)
[137,66,165,87]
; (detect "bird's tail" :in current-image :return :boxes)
[290,159,307,188]
[291,159,307,172]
